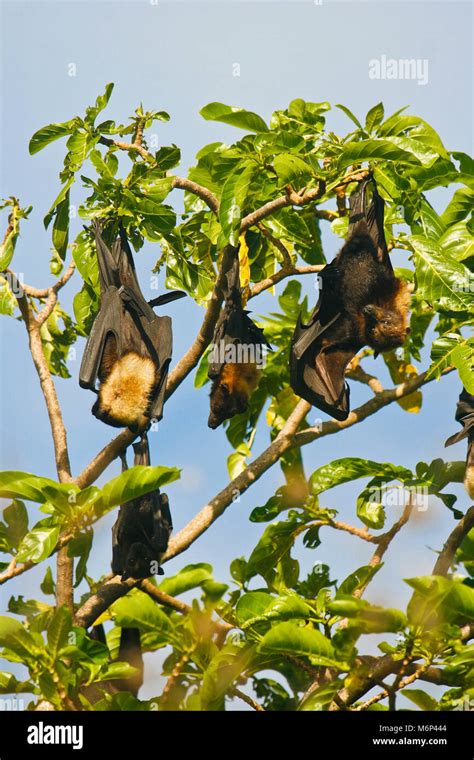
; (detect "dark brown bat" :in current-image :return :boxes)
[445,387,474,499]
[290,176,410,421]
[112,433,172,581]
[208,250,271,429]
[79,220,185,431]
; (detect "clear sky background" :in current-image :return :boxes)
[0,0,472,703]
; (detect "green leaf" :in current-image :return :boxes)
[3,500,28,550]
[337,139,420,169]
[218,162,255,245]
[200,642,257,711]
[429,334,472,383]
[411,235,474,313]
[235,592,274,626]
[338,564,382,596]
[406,575,474,628]
[0,616,44,660]
[84,83,114,125]
[43,176,75,229]
[40,567,55,596]
[227,444,251,480]
[0,671,34,694]
[16,526,60,564]
[0,275,17,316]
[335,104,363,130]
[29,122,75,155]
[403,688,438,711]
[246,519,299,580]
[47,606,72,659]
[441,187,474,226]
[97,661,140,682]
[259,622,340,668]
[273,154,312,186]
[309,458,412,495]
[385,135,439,167]
[52,191,70,259]
[158,563,213,597]
[68,530,93,587]
[200,102,268,133]
[112,592,175,642]
[365,103,384,133]
[0,471,68,503]
[94,465,180,519]
[356,489,386,530]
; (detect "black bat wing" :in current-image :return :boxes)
[79,223,174,422]
[131,434,173,565]
[290,261,357,421]
[79,223,125,392]
[445,388,474,447]
[349,175,392,272]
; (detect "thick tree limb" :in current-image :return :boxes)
[75,576,137,628]
[164,399,311,561]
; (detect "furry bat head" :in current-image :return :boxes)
[363,280,411,352]
[120,541,159,581]
[208,362,260,429]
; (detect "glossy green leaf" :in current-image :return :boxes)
[16,526,60,564]
[158,563,213,597]
[273,153,312,186]
[218,162,255,245]
[200,102,268,133]
[260,622,339,668]
[29,122,75,155]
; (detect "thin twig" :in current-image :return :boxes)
[231,687,265,711]
[249,264,323,298]
[354,662,431,712]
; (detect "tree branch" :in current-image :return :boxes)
[292,369,442,448]
[354,662,430,712]
[75,575,137,628]
[36,261,76,326]
[432,504,474,576]
[231,687,265,711]
[249,264,323,299]
[4,268,74,609]
[351,497,414,600]
[7,271,72,484]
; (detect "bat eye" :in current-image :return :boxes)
[406,327,411,334]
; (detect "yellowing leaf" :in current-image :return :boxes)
[384,353,422,413]
[239,233,251,306]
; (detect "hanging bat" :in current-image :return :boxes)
[445,387,474,499]
[79,220,185,431]
[112,432,173,581]
[88,624,143,697]
[208,250,271,428]
[290,176,411,421]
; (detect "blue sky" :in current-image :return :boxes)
[0,0,472,703]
